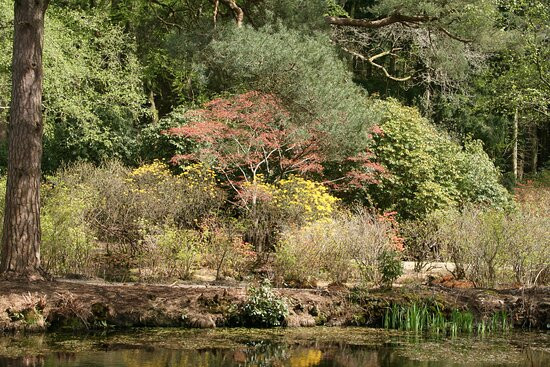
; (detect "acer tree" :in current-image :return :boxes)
[1,0,50,280]
[165,91,324,204]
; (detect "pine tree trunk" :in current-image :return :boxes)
[512,108,519,181]
[530,124,538,174]
[0,0,49,280]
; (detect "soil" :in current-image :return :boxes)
[1,279,549,333]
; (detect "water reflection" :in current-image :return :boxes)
[0,344,546,367]
[0,329,548,367]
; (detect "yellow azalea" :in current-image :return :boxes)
[273,175,338,222]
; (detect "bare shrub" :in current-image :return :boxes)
[433,200,549,288]
[274,211,401,286]
[140,225,204,280]
[400,219,441,272]
[201,217,256,281]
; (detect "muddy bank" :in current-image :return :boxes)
[0,280,548,332]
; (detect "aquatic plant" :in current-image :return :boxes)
[383,303,510,335]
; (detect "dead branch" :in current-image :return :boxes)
[213,0,219,26]
[340,45,412,82]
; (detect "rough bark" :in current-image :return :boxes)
[220,0,243,27]
[339,46,411,82]
[0,0,50,280]
[325,13,436,29]
[530,124,538,174]
[513,108,519,181]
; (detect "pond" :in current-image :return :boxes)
[0,327,548,367]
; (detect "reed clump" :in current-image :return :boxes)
[383,303,510,335]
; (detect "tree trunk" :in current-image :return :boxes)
[512,108,518,181]
[530,124,538,174]
[148,90,159,124]
[220,0,243,27]
[0,0,49,280]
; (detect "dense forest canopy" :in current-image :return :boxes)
[1,0,547,178]
[0,1,548,283]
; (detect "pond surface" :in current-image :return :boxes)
[0,328,548,367]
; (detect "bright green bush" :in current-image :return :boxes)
[41,182,97,276]
[367,99,511,219]
[378,250,404,288]
[234,279,288,328]
[0,2,145,172]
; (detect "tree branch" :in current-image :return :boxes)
[437,26,472,43]
[213,0,219,26]
[327,13,472,44]
[325,13,436,29]
[340,46,412,82]
[148,0,183,30]
[220,0,243,27]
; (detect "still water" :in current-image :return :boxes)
[0,327,548,367]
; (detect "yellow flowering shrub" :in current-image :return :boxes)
[126,160,225,229]
[239,175,338,251]
[180,162,223,199]
[273,176,338,223]
[129,160,171,180]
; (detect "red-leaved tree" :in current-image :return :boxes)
[165,91,324,202]
[164,92,389,251]
[165,92,388,205]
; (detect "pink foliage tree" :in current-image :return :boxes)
[165,91,387,206]
[165,91,323,200]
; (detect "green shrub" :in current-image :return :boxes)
[41,181,97,276]
[378,250,404,288]
[141,225,203,280]
[367,99,511,219]
[233,279,288,328]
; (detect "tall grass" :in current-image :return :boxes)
[383,303,510,335]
